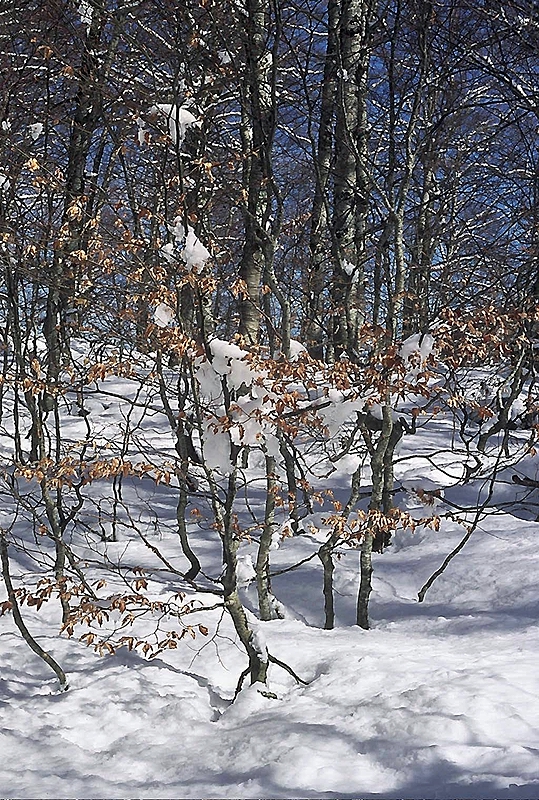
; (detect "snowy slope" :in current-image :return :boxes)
[1,360,539,799]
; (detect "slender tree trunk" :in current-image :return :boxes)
[41,481,70,625]
[238,0,277,344]
[319,542,335,629]
[403,163,436,336]
[256,454,282,620]
[44,2,110,387]
[319,462,363,630]
[221,472,268,683]
[357,532,373,629]
[1,532,68,691]
[386,0,431,340]
[357,401,393,628]
[330,0,373,359]
[306,0,338,358]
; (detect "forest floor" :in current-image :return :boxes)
[1,364,539,799]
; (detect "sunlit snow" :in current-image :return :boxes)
[1,352,538,799]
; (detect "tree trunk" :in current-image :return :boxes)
[330,0,373,359]
[306,0,338,358]
[221,471,268,684]
[1,532,68,691]
[256,455,282,620]
[357,401,393,628]
[44,2,111,387]
[238,0,277,344]
[319,542,336,630]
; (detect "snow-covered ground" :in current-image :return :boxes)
[2,516,539,798]
[1,355,539,799]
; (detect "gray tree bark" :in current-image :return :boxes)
[357,401,393,629]
[330,0,374,359]
[306,0,339,358]
[238,0,278,345]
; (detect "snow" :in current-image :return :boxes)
[161,216,211,272]
[77,0,93,29]
[28,122,43,140]
[236,554,256,587]
[399,332,435,382]
[205,337,259,390]
[1,355,539,799]
[179,226,211,272]
[288,338,307,360]
[2,531,539,799]
[399,332,434,364]
[135,116,147,146]
[201,421,233,475]
[160,241,176,264]
[0,171,10,195]
[153,302,175,328]
[150,103,201,149]
[317,389,364,436]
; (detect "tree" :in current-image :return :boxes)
[1,0,538,693]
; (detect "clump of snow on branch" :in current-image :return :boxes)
[317,389,364,437]
[236,554,256,587]
[250,626,269,664]
[161,217,211,273]
[399,333,434,381]
[28,123,43,140]
[342,259,360,282]
[208,339,257,389]
[201,423,233,475]
[153,303,175,328]
[400,333,434,366]
[135,117,148,146]
[150,103,201,149]
[194,339,277,469]
[288,339,307,361]
[78,0,93,29]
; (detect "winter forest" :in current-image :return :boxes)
[1,0,539,797]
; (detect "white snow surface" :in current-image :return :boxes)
[1,359,539,799]
[2,521,538,799]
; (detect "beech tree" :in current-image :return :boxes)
[1,0,538,691]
